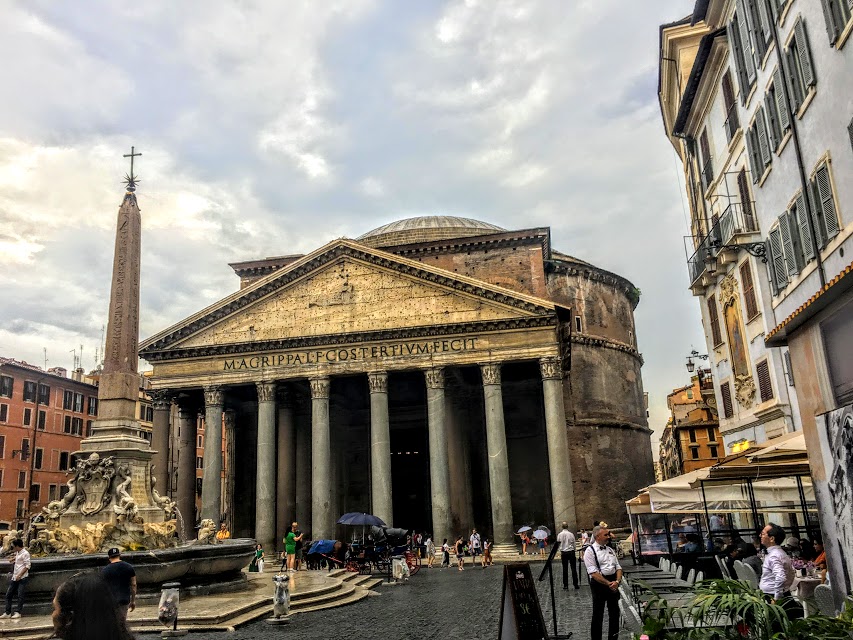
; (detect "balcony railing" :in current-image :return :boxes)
[686,201,757,286]
[724,103,740,143]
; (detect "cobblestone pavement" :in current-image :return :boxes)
[141,560,632,640]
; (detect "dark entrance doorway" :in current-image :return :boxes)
[388,371,431,532]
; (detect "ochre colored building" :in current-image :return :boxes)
[659,374,722,479]
[140,217,653,550]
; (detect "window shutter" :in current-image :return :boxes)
[738,168,755,230]
[769,227,788,290]
[765,87,781,150]
[808,179,827,249]
[795,192,815,262]
[820,0,840,44]
[794,20,816,88]
[756,107,772,167]
[780,211,803,274]
[728,21,749,103]
[756,0,774,47]
[785,48,803,109]
[784,350,795,386]
[765,239,780,296]
[736,2,758,85]
[708,295,723,346]
[815,164,840,240]
[773,68,791,133]
[740,260,759,319]
[849,117,853,153]
[720,381,734,418]
[746,126,760,182]
[756,360,774,402]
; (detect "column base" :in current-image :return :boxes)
[490,543,520,558]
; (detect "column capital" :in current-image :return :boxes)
[256,381,276,403]
[480,362,502,386]
[310,377,330,399]
[367,371,388,394]
[223,409,236,429]
[276,384,292,406]
[149,389,174,411]
[539,356,563,380]
[204,385,224,407]
[424,367,445,390]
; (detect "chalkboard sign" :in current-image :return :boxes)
[498,563,548,640]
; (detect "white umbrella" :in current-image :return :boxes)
[517,526,532,533]
[533,530,549,540]
[537,525,551,536]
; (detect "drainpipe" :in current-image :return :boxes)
[763,0,826,288]
[675,133,713,241]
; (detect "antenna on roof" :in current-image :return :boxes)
[43,347,48,370]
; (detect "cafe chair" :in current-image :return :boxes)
[813,584,836,617]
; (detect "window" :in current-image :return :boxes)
[0,434,5,458]
[689,429,697,443]
[21,438,29,461]
[784,350,796,386]
[49,485,57,502]
[756,359,774,402]
[746,106,772,182]
[0,375,12,398]
[0,469,3,488]
[699,129,714,191]
[86,420,93,437]
[63,390,74,410]
[810,162,841,248]
[34,447,43,470]
[722,71,739,142]
[767,225,788,293]
[708,427,716,442]
[737,169,756,231]
[17,470,26,489]
[686,389,694,399]
[16,500,24,519]
[23,381,37,402]
[729,9,757,102]
[74,393,84,413]
[146,406,153,421]
[740,260,760,320]
[0,404,7,423]
[765,69,791,151]
[785,19,816,111]
[59,451,70,471]
[691,448,700,460]
[196,456,204,469]
[195,477,203,496]
[710,445,719,458]
[721,381,734,418]
[849,117,853,154]
[38,384,50,405]
[575,316,582,333]
[37,410,46,430]
[23,408,32,426]
[820,0,852,46]
[87,396,98,416]
[72,417,83,436]
[708,295,723,346]
[29,484,40,503]
[197,435,203,448]
[64,415,72,434]
[745,0,774,59]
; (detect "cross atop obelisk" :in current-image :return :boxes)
[123,146,142,192]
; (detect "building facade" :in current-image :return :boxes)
[0,358,98,531]
[139,217,654,551]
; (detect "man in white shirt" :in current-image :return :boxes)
[556,521,578,590]
[2,539,30,619]
[758,523,794,601]
[469,529,481,567]
[583,525,622,640]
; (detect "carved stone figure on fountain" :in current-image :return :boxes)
[196,519,218,545]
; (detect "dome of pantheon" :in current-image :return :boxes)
[357,215,506,248]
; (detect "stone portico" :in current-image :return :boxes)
[140,218,653,551]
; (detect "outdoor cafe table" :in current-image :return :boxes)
[792,575,821,600]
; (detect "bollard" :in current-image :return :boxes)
[265,573,291,624]
[158,582,188,637]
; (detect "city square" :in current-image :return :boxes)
[1,0,852,639]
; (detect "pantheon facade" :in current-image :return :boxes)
[140,217,653,551]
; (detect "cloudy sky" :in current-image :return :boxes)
[0,0,705,451]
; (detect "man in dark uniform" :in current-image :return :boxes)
[102,548,136,620]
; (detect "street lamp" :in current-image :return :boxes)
[685,349,709,373]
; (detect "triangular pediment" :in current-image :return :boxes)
[140,239,556,358]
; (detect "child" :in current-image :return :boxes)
[441,538,450,568]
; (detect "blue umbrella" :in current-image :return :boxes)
[517,526,532,533]
[336,512,387,527]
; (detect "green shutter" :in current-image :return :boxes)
[769,227,789,290]
[756,0,774,48]
[848,117,853,154]
[756,106,772,167]
[821,0,841,43]
[794,20,816,88]
[795,192,815,262]
[816,165,840,239]
[745,125,759,182]
[737,1,758,86]
[765,239,779,296]
[779,212,800,275]
[773,68,791,132]
[809,178,827,249]
[785,48,803,109]
[765,89,780,150]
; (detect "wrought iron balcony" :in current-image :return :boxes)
[686,201,761,288]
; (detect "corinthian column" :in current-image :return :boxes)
[201,385,224,523]
[310,377,333,540]
[276,387,296,549]
[540,356,577,529]
[176,401,198,541]
[368,372,392,527]
[224,410,236,533]
[150,390,173,500]
[425,367,451,546]
[255,381,277,550]
[481,363,515,553]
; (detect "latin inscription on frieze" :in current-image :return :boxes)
[223,337,478,371]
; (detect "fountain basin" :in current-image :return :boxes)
[0,539,256,599]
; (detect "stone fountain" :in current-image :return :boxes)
[0,155,253,608]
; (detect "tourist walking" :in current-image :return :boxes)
[425,535,435,568]
[455,535,465,571]
[538,532,547,557]
[469,529,481,565]
[51,572,134,640]
[101,548,137,620]
[557,522,578,590]
[482,538,493,566]
[584,525,622,640]
[1,539,30,620]
[441,538,450,568]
